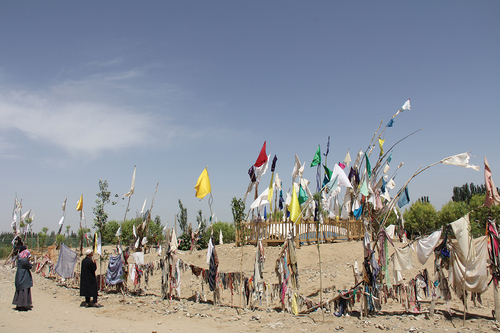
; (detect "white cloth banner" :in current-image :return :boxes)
[415,230,442,265]
[449,236,489,298]
[450,214,476,264]
[131,251,144,265]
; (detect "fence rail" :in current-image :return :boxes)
[235,218,363,247]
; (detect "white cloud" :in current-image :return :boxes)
[0,70,166,157]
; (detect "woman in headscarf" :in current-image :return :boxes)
[80,249,102,307]
[13,246,33,311]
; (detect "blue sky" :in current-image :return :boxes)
[1,1,499,234]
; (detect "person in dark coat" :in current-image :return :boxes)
[80,249,102,307]
[13,246,33,311]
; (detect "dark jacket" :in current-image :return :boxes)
[80,256,97,297]
[15,258,33,291]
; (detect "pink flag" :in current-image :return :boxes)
[485,156,500,207]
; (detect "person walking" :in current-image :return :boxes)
[80,249,102,307]
[13,246,33,311]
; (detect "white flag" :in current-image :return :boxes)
[441,152,479,171]
[58,216,65,226]
[140,198,147,215]
[96,232,102,255]
[62,197,67,212]
[401,99,411,111]
[343,149,351,168]
[115,226,122,237]
[124,166,136,197]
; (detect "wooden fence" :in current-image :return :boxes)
[235,218,363,247]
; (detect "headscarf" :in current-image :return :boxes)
[19,249,31,260]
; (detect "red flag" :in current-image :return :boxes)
[254,141,268,167]
[485,156,500,207]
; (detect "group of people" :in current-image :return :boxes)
[12,244,103,311]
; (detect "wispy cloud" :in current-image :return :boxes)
[0,68,172,158]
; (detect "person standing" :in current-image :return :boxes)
[13,246,33,311]
[80,249,102,307]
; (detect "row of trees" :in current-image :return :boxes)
[402,183,500,238]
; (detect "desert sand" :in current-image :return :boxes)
[1,240,498,333]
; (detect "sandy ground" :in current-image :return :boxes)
[1,240,499,333]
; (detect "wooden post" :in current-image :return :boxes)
[495,284,500,321]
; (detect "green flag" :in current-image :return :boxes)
[365,152,371,178]
[310,145,321,167]
[323,164,332,181]
[298,185,308,205]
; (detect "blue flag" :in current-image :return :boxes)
[387,119,394,127]
[397,186,410,208]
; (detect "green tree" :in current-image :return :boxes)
[196,210,206,234]
[469,194,500,237]
[38,227,49,248]
[436,200,469,230]
[103,220,120,244]
[147,215,164,245]
[178,199,188,234]
[403,201,437,238]
[55,234,65,246]
[93,179,114,236]
[231,197,246,246]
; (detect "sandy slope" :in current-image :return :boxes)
[1,240,499,333]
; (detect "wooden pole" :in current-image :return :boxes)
[494,284,500,321]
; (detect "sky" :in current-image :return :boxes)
[0,1,499,234]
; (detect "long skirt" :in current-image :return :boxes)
[12,288,32,308]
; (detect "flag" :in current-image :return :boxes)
[248,165,257,182]
[365,153,371,178]
[387,152,393,163]
[310,145,321,167]
[267,173,274,207]
[331,164,353,188]
[397,186,410,208]
[378,137,385,157]
[401,99,411,111]
[76,194,83,211]
[288,183,302,224]
[339,162,346,169]
[485,156,500,207]
[58,216,65,226]
[254,141,268,167]
[441,152,479,171]
[323,165,332,181]
[344,149,351,168]
[94,232,102,255]
[271,154,278,172]
[359,179,369,197]
[264,206,267,219]
[140,199,147,215]
[393,99,411,118]
[115,226,122,237]
[298,185,308,205]
[195,167,211,199]
[62,197,67,212]
[325,175,339,193]
[124,165,136,197]
[250,188,269,210]
[323,136,330,157]
[291,154,303,180]
[387,119,394,127]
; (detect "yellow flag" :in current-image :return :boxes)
[288,183,301,224]
[195,167,211,199]
[267,173,274,211]
[292,292,299,315]
[378,137,385,156]
[76,194,83,211]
